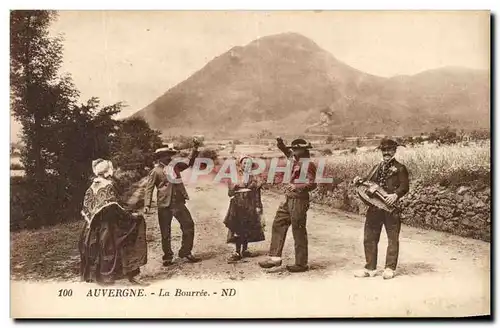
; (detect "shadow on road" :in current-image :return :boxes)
[398,262,437,276]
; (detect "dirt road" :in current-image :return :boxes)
[10,174,490,317]
[127,175,489,317]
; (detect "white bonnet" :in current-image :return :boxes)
[92,158,114,178]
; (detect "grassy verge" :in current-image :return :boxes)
[10,220,82,280]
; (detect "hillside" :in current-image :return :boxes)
[133,32,490,137]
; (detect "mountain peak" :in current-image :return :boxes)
[134,32,489,136]
[248,32,321,50]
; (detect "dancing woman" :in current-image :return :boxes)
[79,159,148,285]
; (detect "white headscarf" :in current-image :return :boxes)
[92,159,114,178]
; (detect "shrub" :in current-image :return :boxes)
[168,135,205,150]
[470,129,490,141]
[10,169,147,232]
[10,176,78,231]
[199,148,219,162]
[429,127,460,144]
[413,136,424,144]
[321,148,333,156]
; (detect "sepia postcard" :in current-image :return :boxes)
[9,10,491,318]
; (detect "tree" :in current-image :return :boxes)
[10,11,130,228]
[46,97,124,190]
[110,117,163,170]
[10,10,78,181]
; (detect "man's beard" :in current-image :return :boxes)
[383,154,393,162]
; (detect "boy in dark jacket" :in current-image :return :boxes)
[259,138,317,273]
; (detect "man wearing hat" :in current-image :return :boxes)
[353,138,409,279]
[259,137,317,273]
[144,140,201,265]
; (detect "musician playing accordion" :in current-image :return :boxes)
[353,138,409,279]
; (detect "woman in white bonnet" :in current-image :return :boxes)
[79,158,148,285]
[93,158,114,178]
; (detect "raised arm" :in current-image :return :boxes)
[276,137,292,158]
[176,141,200,173]
[187,147,200,168]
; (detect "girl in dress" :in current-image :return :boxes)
[223,156,265,263]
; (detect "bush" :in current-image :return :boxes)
[413,136,424,144]
[470,129,490,141]
[233,139,243,145]
[199,148,219,162]
[429,127,460,144]
[10,169,147,232]
[325,135,334,144]
[168,135,205,150]
[321,148,333,156]
[11,176,78,231]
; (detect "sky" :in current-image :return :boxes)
[10,10,490,141]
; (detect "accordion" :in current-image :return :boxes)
[355,180,398,213]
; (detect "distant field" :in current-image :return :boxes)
[205,139,490,188]
[10,139,489,187]
[323,141,490,187]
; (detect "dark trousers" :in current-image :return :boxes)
[269,197,309,267]
[158,204,195,261]
[364,207,401,271]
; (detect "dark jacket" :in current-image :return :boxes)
[365,159,409,198]
[144,149,199,208]
[277,142,317,199]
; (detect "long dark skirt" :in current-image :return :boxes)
[79,205,147,283]
[223,193,265,244]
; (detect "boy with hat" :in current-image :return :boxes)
[353,138,409,279]
[144,140,201,265]
[259,137,317,273]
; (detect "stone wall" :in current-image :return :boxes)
[398,182,490,241]
[267,180,491,242]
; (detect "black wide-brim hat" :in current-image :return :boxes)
[376,138,403,150]
[154,143,180,157]
[287,138,313,149]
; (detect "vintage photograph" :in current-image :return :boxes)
[10,10,490,318]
